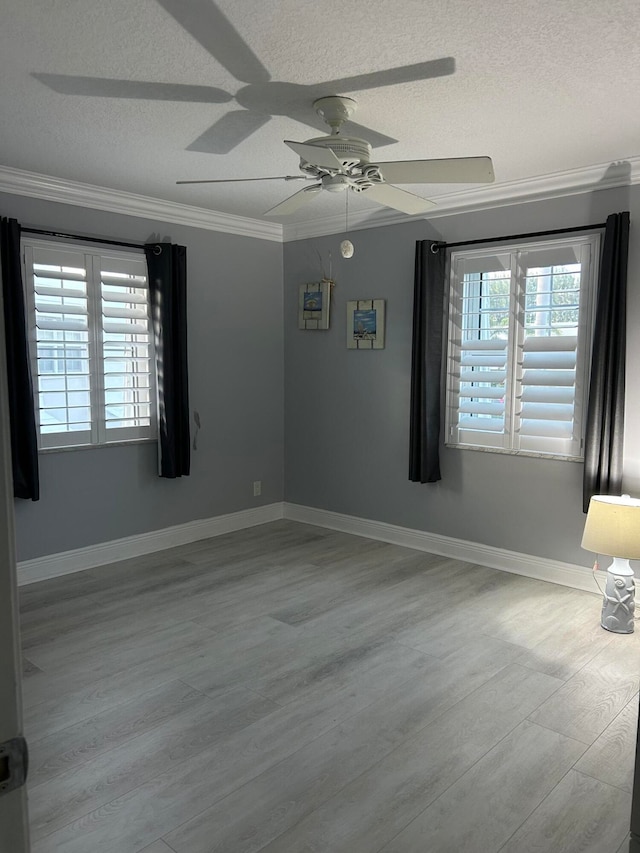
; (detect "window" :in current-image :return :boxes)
[22,239,155,449]
[445,235,599,459]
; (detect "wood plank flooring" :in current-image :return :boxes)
[18,520,638,853]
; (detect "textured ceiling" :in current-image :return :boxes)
[1,0,640,227]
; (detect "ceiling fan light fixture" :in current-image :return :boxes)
[322,174,350,192]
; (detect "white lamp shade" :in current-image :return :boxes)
[582,495,640,559]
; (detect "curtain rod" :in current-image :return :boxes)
[23,227,145,251]
[434,222,607,251]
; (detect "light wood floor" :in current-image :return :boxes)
[19,520,638,853]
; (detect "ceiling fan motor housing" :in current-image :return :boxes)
[304,96,373,170]
[300,136,372,171]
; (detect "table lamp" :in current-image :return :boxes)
[582,495,640,634]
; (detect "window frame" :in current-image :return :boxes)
[444,234,600,461]
[22,238,157,452]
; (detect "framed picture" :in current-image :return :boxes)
[298,280,331,330]
[347,299,385,349]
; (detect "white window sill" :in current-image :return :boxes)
[444,442,584,463]
[39,438,157,454]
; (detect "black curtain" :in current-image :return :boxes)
[0,218,39,500]
[144,242,190,478]
[583,211,630,512]
[409,240,446,483]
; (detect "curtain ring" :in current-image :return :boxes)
[153,245,162,255]
[430,242,441,254]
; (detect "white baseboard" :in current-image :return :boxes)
[283,502,599,595]
[18,499,598,596]
[17,503,285,586]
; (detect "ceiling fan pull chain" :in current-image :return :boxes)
[341,191,355,258]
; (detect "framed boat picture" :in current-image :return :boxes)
[298,280,331,330]
[347,299,385,349]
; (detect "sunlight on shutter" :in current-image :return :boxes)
[458,340,508,432]
[100,258,153,435]
[515,256,583,455]
[32,248,92,444]
[448,257,512,448]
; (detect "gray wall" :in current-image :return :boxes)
[6,179,638,568]
[284,183,640,566]
[2,193,284,561]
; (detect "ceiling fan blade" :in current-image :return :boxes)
[155,0,269,84]
[362,183,436,215]
[264,186,322,217]
[32,73,233,104]
[321,57,455,93]
[187,111,271,154]
[177,176,309,185]
[285,141,342,170]
[376,157,495,184]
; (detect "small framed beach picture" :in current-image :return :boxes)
[347,299,385,349]
[298,280,331,330]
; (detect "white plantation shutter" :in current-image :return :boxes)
[457,339,508,439]
[99,256,153,439]
[516,335,579,454]
[23,240,155,449]
[27,245,93,447]
[446,236,598,459]
[447,254,513,450]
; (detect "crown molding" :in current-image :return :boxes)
[282,155,640,241]
[0,165,283,243]
[1,157,638,245]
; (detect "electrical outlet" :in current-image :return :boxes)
[253,480,261,497]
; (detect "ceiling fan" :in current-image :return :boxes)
[177,95,495,218]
